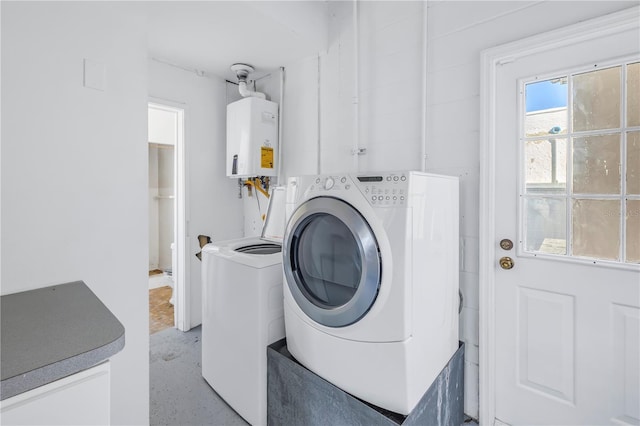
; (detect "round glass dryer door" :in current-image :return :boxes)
[283,197,381,327]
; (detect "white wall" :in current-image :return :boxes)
[347,1,426,173]
[1,2,148,424]
[279,56,321,179]
[148,59,244,328]
[281,0,637,419]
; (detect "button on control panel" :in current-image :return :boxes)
[360,173,408,206]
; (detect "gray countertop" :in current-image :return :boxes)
[1,281,125,400]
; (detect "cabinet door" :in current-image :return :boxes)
[1,362,110,425]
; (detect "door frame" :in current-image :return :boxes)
[148,98,190,332]
[478,7,640,425]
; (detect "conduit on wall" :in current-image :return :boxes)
[421,2,429,172]
[277,66,285,184]
[352,0,361,173]
[317,54,322,175]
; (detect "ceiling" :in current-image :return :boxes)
[145,1,329,82]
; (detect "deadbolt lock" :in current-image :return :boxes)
[500,239,514,250]
[499,257,514,270]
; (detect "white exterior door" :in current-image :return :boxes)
[481,7,640,425]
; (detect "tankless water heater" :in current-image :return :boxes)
[226,97,278,178]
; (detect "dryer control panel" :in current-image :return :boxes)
[301,172,410,207]
[308,176,351,192]
[357,173,408,206]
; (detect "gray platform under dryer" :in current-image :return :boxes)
[267,339,464,426]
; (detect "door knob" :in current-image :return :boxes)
[499,256,514,270]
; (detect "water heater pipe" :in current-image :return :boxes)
[245,179,270,198]
[231,63,267,99]
[238,80,266,100]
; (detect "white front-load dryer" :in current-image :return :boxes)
[282,171,459,415]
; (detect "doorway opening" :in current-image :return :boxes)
[148,101,188,334]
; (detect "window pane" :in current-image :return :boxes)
[627,200,640,263]
[628,62,640,127]
[628,131,640,195]
[525,79,568,137]
[573,67,621,132]
[525,138,567,193]
[297,214,361,307]
[525,197,567,254]
[573,134,621,194]
[572,199,620,260]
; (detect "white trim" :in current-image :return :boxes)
[479,41,497,426]
[479,6,640,425]
[148,98,190,332]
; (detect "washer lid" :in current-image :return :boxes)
[261,186,286,244]
[283,196,381,328]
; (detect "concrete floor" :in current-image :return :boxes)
[150,326,478,426]
[150,326,248,426]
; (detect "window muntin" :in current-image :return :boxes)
[520,60,640,265]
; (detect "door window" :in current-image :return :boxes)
[295,214,362,307]
[284,196,381,327]
[521,59,640,265]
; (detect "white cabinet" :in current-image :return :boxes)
[0,362,110,426]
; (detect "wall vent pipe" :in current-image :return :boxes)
[231,63,266,99]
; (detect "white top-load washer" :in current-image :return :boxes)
[282,171,459,415]
[202,187,285,426]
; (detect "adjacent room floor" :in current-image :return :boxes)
[149,286,174,334]
[149,269,174,335]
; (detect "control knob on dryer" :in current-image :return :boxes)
[324,177,335,190]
